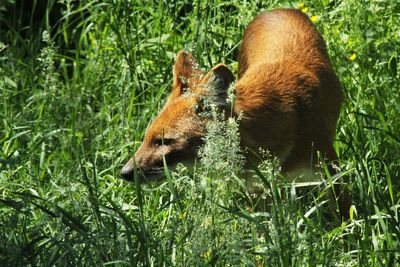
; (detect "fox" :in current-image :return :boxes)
[121,8,351,218]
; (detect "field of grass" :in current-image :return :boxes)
[1,0,399,266]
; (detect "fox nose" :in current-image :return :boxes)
[120,158,135,180]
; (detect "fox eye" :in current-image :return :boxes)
[153,138,175,146]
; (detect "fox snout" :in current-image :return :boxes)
[120,155,163,182]
[120,148,166,182]
[121,136,204,182]
[120,158,135,181]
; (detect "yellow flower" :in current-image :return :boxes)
[179,211,187,220]
[311,15,319,23]
[348,53,357,61]
[301,7,309,13]
[201,249,211,259]
[297,3,305,8]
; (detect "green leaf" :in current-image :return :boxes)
[4,77,16,88]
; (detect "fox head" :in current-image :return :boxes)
[121,51,234,181]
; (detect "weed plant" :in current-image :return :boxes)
[1,0,399,266]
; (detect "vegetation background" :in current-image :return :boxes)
[1,0,399,266]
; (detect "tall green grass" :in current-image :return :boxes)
[1,0,399,265]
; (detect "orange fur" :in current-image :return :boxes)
[235,9,342,175]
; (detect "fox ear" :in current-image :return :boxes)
[172,51,197,97]
[204,64,234,107]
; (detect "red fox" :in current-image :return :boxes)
[121,9,351,217]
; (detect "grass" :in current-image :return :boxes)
[1,0,399,266]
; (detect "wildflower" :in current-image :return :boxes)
[297,3,305,8]
[179,211,187,220]
[348,53,357,61]
[201,249,211,259]
[301,7,309,13]
[201,216,212,227]
[311,15,319,23]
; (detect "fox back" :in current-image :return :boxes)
[121,8,342,182]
